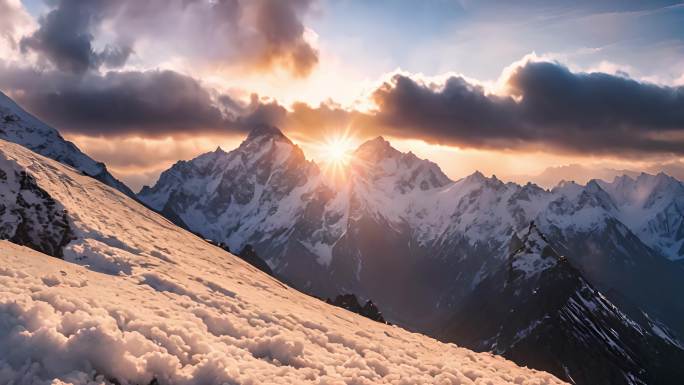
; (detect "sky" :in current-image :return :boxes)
[1,0,683,190]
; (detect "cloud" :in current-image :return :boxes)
[2,56,683,159]
[0,0,33,51]
[20,0,130,74]
[250,0,319,76]
[19,0,318,76]
[0,64,283,137]
[367,60,684,156]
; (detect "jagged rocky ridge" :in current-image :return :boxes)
[207,239,275,277]
[139,126,684,384]
[0,163,73,258]
[326,294,386,324]
[0,91,136,199]
[441,222,684,384]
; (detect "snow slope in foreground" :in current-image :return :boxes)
[0,140,565,385]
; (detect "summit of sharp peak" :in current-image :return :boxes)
[361,135,390,147]
[350,136,452,189]
[656,174,682,190]
[245,124,288,141]
[636,171,682,188]
[522,181,543,189]
[551,179,581,193]
[585,179,604,191]
[576,180,618,211]
[612,174,636,184]
[353,136,436,166]
[455,171,509,192]
[514,181,546,197]
[353,135,400,160]
[461,170,488,184]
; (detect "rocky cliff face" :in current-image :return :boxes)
[0,155,73,258]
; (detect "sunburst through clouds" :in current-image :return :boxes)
[312,130,359,183]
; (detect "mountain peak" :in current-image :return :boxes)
[577,179,617,212]
[356,135,392,151]
[551,179,582,196]
[246,125,287,141]
[367,135,388,144]
[555,179,578,188]
[585,179,603,191]
[354,135,401,162]
[508,222,560,279]
[613,174,635,184]
[349,136,451,190]
[463,170,486,183]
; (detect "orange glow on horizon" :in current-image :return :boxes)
[64,131,684,193]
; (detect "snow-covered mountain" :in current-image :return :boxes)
[139,125,338,290]
[598,173,684,262]
[139,126,684,383]
[0,91,136,199]
[0,139,567,385]
[441,223,684,385]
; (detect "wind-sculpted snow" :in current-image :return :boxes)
[0,140,565,385]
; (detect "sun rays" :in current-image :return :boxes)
[309,130,359,183]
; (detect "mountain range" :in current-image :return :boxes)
[138,124,684,384]
[1,91,683,384]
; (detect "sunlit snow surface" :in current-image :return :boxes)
[0,140,566,385]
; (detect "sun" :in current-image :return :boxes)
[322,135,355,166]
[312,132,359,182]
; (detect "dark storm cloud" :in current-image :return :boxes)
[509,61,684,132]
[371,75,520,145]
[369,61,684,155]
[3,57,683,157]
[19,0,318,76]
[252,0,319,76]
[20,0,130,74]
[0,65,282,136]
